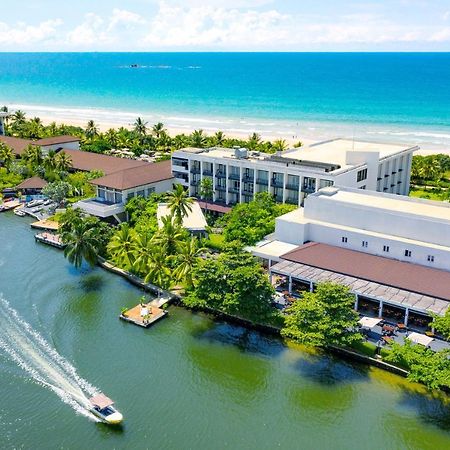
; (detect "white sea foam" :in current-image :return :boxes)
[0,296,101,422]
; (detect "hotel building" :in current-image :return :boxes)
[250,187,450,328]
[172,139,417,206]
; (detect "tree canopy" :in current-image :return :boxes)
[281,282,361,348]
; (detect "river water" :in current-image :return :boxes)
[0,212,449,450]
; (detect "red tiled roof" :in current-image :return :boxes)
[37,135,80,146]
[16,176,48,190]
[197,200,232,214]
[281,242,450,301]
[62,149,147,175]
[90,160,173,190]
[0,135,33,156]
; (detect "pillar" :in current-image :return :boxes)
[378,300,383,318]
[309,281,314,292]
[354,294,359,311]
[288,276,292,295]
[404,308,409,327]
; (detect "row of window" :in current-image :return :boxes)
[341,237,435,263]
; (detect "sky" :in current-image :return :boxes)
[1,0,450,51]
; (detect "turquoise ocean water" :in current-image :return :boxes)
[1,52,450,149]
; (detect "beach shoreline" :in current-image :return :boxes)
[5,102,450,156]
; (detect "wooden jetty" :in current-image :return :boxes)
[0,200,22,212]
[119,303,168,328]
[31,219,59,231]
[35,232,66,249]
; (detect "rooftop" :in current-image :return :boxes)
[37,135,81,146]
[314,186,450,224]
[281,242,450,302]
[157,201,207,232]
[62,149,147,175]
[0,135,33,156]
[90,160,173,190]
[175,138,417,173]
[16,176,48,190]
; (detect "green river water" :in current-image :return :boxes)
[0,212,449,450]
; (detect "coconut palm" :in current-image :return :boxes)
[213,131,226,146]
[133,232,153,275]
[44,149,58,172]
[107,224,137,271]
[247,132,262,150]
[272,139,288,153]
[173,237,205,288]
[27,117,44,139]
[166,184,194,225]
[62,220,100,269]
[55,151,73,172]
[85,120,99,139]
[152,122,166,139]
[190,129,207,148]
[0,143,14,173]
[172,134,189,150]
[144,245,172,289]
[104,129,118,148]
[23,144,43,169]
[12,110,26,127]
[134,117,148,137]
[153,216,185,256]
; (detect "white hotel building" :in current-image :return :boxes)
[251,187,450,328]
[171,138,417,206]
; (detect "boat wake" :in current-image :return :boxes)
[0,297,101,422]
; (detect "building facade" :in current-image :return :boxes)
[172,139,417,206]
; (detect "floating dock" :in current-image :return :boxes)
[0,200,22,212]
[35,232,66,249]
[119,303,168,328]
[31,219,59,231]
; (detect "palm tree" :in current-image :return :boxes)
[85,120,99,140]
[190,129,207,148]
[213,131,226,146]
[134,117,148,137]
[62,220,100,269]
[166,184,194,225]
[153,216,185,256]
[23,144,43,169]
[133,232,153,275]
[27,117,44,139]
[104,129,118,148]
[47,121,59,136]
[173,238,204,288]
[172,134,189,150]
[12,110,26,128]
[144,245,171,289]
[272,139,288,153]
[44,149,58,172]
[55,151,73,172]
[107,224,137,271]
[247,132,262,150]
[0,143,14,173]
[152,122,166,139]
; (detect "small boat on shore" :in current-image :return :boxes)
[89,393,123,424]
[14,208,26,217]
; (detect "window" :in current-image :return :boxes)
[137,190,145,197]
[147,187,155,196]
[359,185,366,190]
[357,168,368,182]
[362,241,368,248]
[342,237,348,243]
[428,255,435,262]
[383,245,390,252]
[404,250,411,257]
[127,192,135,201]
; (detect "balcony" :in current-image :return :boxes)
[228,187,240,194]
[215,185,226,191]
[228,173,240,180]
[203,169,213,176]
[242,188,254,195]
[271,179,284,188]
[242,175,253,182]
[190,167,201,174]
[286,196,299,205]
[285,183,300,191]
[216,171,226,178]
[74,198,124,218]
[190,180,200,186]
[256,178,268,185]
[301,185,316,194]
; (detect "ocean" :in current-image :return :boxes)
[1,52,450,149]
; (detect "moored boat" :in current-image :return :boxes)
[14,208,26,217]
[88,393,123,424]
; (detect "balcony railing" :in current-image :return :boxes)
[256,178,268,185]
[242,189,254,195]
[74,198,125,218]
[190,180,200,186]
[215,185,226,191]
[202,169,213,176]
[286,197,299,205]
[242,175,254,182]
[285,183,300,191]
[216,171,226,178]
[190,167,201,174]
[228,173,240,180]
[271,179,284,188]
[228,187,240,194]
[301,185,316,193]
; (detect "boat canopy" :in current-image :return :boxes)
[90,393,114,409]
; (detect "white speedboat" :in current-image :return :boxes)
[14,208,26,217]
[89,393,123,424]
